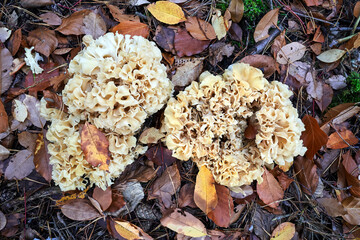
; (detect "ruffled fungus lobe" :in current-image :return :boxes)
[41,33,173,191]
[162,63,306,188]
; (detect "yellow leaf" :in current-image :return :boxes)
[194,165,218,214]
[81,122,110,171]
[270,222,296,240]
[147,1,186,25]
[228,0,244,23]
[114,221,141,240]
[211,9,227,40]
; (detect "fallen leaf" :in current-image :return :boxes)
[160,208,207,237]
[107,190,126,213]
[325,75,347,90]
[43,90,66,111]
[139,127,165,144]
[5,149,34,180]
[342,151,360,198]
[310,42,322,55]
[240,54,276,78]
[148,164,180,208]
[18,131,37,151]
[301,115,328,160]
[128,0,150,6]
[0,211,6,231]
[0,99,9,133]
[294,156,319,195]
[314,82,333,112]
[354,1,360,17]
[313,27,324,43]
[211,9,227,40]
[209,42,234,66]
[0,144,10,161]
[147,1,186,25]
[185,16,216,41]
[27,27,58,57]
[111,21,149,38]
[61,199,102,221]
[81,122,110,171]
[271,30,286,60]
[208,184,234,227]
[277,42,306,64]
[270,222,295,240]
[342,196,360,225]
[228,0,244,22]
[145,145,177,168]
[172,57,204,87]
[7,28,22,56]
[82,11,107,39]
[327,129,359,149]
[256,168,284,208]
[107,4,140,22]
[22,94,46,128]
[154,25,176,53]
[254,8,279,42]
[114,220,151,240]
[12,99,27,122]
[40,12,62,26]
[34,133,52,182]
[174,28,210,57]
[93,187,112,211]
[194,165,218,214]
[178,183,197,208]
[317,49,346,63]
[276,172,294,191]
[317,198,347,217]
[228,23,243,42]
[1,47,14,94]
[0,27,11,42]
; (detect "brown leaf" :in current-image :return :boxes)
[355,1,360,18]
[93,187,112,211]
[277,42,306,64]
[294,156,319,195]
[145,145,177,169]
[139,127,165,144]
[21,0,54,8]
[25,62,60,93]
[342,151,360,198]
[40,12,62,26]
[56,10,95,36]
[208,42,234,66]
[5,149,34,180]
[228,23,243,42]
[27,27,58,57]
[254,8,279,42]
[7,28,22,56]
[1,47,14,94]
[271,30,285,60]
[107,4,140,22]
[301,115,328,160]
[61,199,102,221]
[313,27,324,43]
[304,0,321,6]
[34,133,52,182]
[342,196,360,225]
[327,129,359,149]
[194,166,218,214]
[240,54,276,78]
[310,42,322,55]
[18,131,37,152]
[174,28,210,57]
[256,168,284,208]
[317,198,347,217]
[208,184,234,227]
[22,94,46,128]
[185,16,216,41]
[160,208,207,237]
[228,0,244,22]
[154,25,176,54]
[111,21,149,38]
[43,90,67,111]
[0,99,9,133]
[315,82,333,112]
[82,11,107,39]
[81,122,110,171]
[276,172,294,191]
[172,57,204,87]
[271,222,295,239]
[178,183,197,208]
[148,164,181,208]
[107,190,126,213]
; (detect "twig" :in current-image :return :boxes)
[250,26,283,54]
[291,10,335,25]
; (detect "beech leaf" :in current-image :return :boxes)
[327,130,359,149]
[254,8,279,42]
[93,187,112,211]
[342,196,360,225]
[147,1,186,25]
[208,184,234,227]
[5,149,34,180]
[174,28,210,57]
[194,166,218,214]
[256,168,284,208]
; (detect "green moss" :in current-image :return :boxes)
[244,0,267,22]
[330,71,360,107]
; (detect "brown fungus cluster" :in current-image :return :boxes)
[41,33,173,191]
[161,63,306,189]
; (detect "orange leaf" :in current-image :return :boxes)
[301,115,328,159]
[147,1,186,25]
[271,222,296,239]
[208,184,234,227]
[254,8,279,42]
[111,21,149,38]
[294,156,319,195]
[313,27,324,43]
[256,168,284,208]
[34,133,52,182]
[342,151,360,198]
[327,129,359,149]
[194,166,218,214]
[185,16,216,41]
[354,1,360,18]
[81,122,110,171]
[0,99,8,133]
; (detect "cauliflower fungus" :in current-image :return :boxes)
[162,63,306,188]
[41,32,173,191]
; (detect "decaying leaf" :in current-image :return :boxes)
[18,131,37,152]
[1,47,14,94]
[111,21,149,38]
[0,210,6,231]
[317,49,346,63]
[107,4,140,22]
[327,129,359,149]
[178,183,197,208]
[172,57,204,87]
[0,27,11,42]
[154,25,176,53]
[0,145,10,161]
[81,122,110,171]
[342,151,360,198]
[61,199,102,221]
[0,99,9,133]
[114,220,151,240]
[326,75,347,90]
[27,27,58,57]
[174,28,210,57]
[93,187,112,211]
[294,156,319,195]
[256,168,284,208]
[317,198,347,217]
[40,12,62,26]
[301,115,328,160]
[147,1,186,25]
[56,10,92,35]
[211,9,228,40]
[161,208,207,237]
[228,0,244,22]
[145,145,177,168]
[277,42,306,64]
[270,222,296,240]
[34,133,52,182]
[194,166,218,214]
[208,184,234,227]
[7,28,22,56]
[185,16,216,41]
[314,82,333,112]
[139,127,165,144]
[82,11,107,39]
[342,196,360,225]
[209,42,234,66]
[22,94,47,128]
[240,54,276,78]
[12,99,27,123]
[254,8,279,42]
[5,149,34,180]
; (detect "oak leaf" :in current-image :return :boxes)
[147,1,186,25]
[256,168,284,208]
[254,8,279,42]
[194,166,218,214]
[81,122,110,171]
[208,184,234,227]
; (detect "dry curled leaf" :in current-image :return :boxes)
[294,156,319,195]
[81,122,110,171]
[111,21,149,38]
[185,16,216,41]
[194,166,218,214]
[208,184,234,227]
[327,129,359,149]
[211,9,228,40]
[256,168,284,208]
[277,42,306,64]
[147,1,186,25]
[61,199,102,221]
[254,8,279,42]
